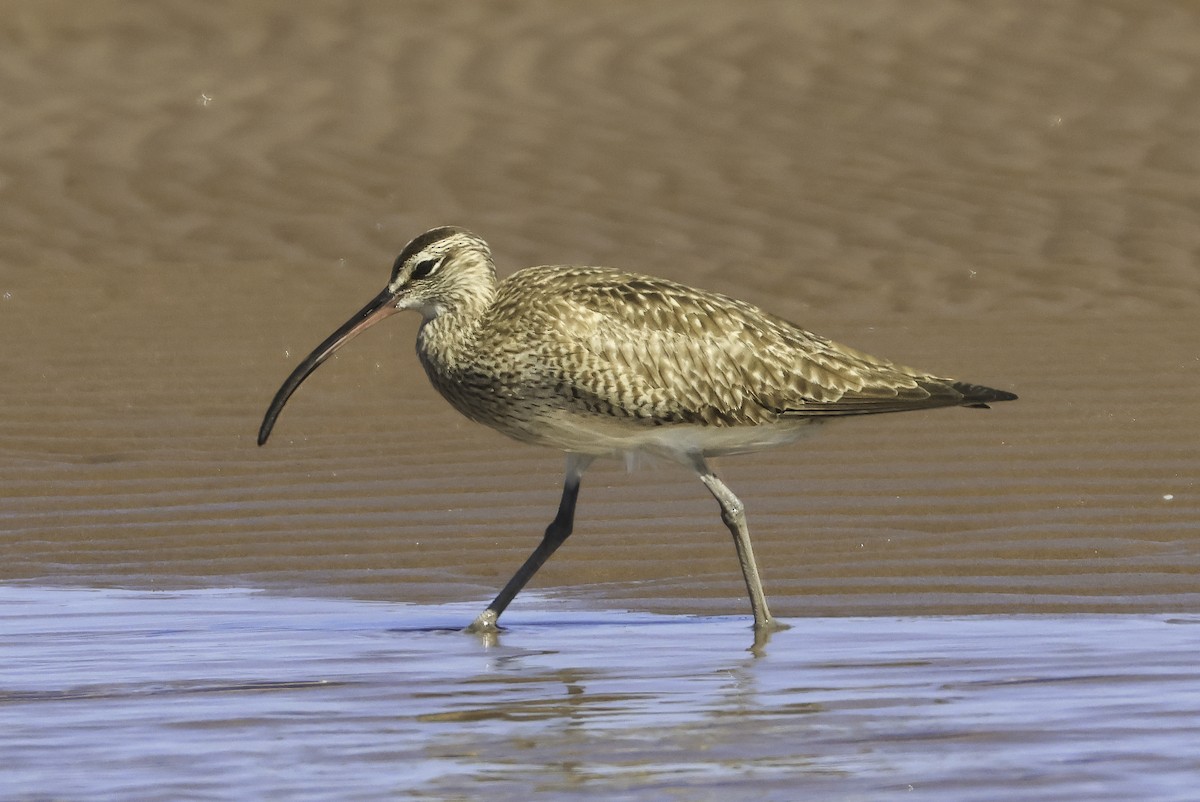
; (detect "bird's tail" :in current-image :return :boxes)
[951,381,1019,409]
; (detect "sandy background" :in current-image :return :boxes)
[2,0,1197,618]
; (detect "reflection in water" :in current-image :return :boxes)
[1,587,1197,801]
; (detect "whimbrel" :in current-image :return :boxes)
[258,226,1016,632]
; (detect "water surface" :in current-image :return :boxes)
[3,587,1198,801]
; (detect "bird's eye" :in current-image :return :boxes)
[411,258,440,280]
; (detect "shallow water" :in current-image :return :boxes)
[2,586,1198,802]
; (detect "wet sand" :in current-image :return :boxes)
[2,1,1199,799]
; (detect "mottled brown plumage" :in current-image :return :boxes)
[259,226,1016,636]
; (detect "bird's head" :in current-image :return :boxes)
[257,226,494,445]
[385,226,495,318]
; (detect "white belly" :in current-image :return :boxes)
[509,408,825,466]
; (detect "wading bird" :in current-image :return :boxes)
[259,227,1016,632]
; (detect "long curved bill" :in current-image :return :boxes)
[258,287,400,446]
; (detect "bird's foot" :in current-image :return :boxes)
[756,617,791,633]
[464,608,500,634]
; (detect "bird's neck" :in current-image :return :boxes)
[415,258,498,374]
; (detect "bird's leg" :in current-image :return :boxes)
[466,453,594,633]
[692,456,787,632]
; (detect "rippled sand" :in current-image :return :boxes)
[2,1,1198,799]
